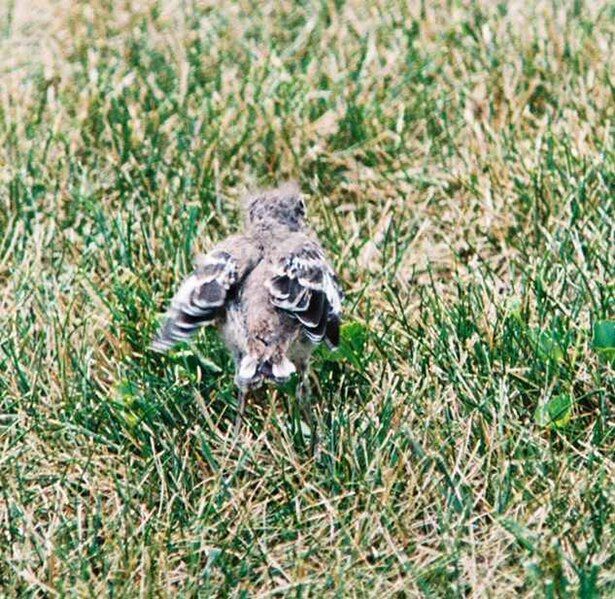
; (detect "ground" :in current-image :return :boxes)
[0,0,613,596]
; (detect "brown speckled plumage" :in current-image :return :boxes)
[152,184,342,407]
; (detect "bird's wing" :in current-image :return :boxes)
[151,236,258,352]
[266,237,342,348]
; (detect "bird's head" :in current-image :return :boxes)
[244,182,306,233]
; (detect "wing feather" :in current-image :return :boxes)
[267,241,342,348]
[152,249,239,352]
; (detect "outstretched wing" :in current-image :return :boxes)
[152,238,257,352]
[266,239,342,348]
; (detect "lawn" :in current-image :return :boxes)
[0,0,613,596]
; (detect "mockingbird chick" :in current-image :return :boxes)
[152,183,342,436]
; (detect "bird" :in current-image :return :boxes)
[151,183,343,442]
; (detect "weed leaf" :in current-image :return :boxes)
[534,393,574,429]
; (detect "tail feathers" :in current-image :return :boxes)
[272,357,296,380]
[238,355,259,382]
[236,355,296,387]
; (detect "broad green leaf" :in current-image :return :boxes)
[317,320,368,367]
[593,320,615,363]
[340,321,367,352]
[534,393,574,428]
[593,320,615,349]
[528,328,564,362]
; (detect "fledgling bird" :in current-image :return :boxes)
[151,183,342,436]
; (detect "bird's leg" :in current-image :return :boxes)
[234,387,248,437]
[296,369,319,458]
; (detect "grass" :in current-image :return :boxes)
[0,0,613,595]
